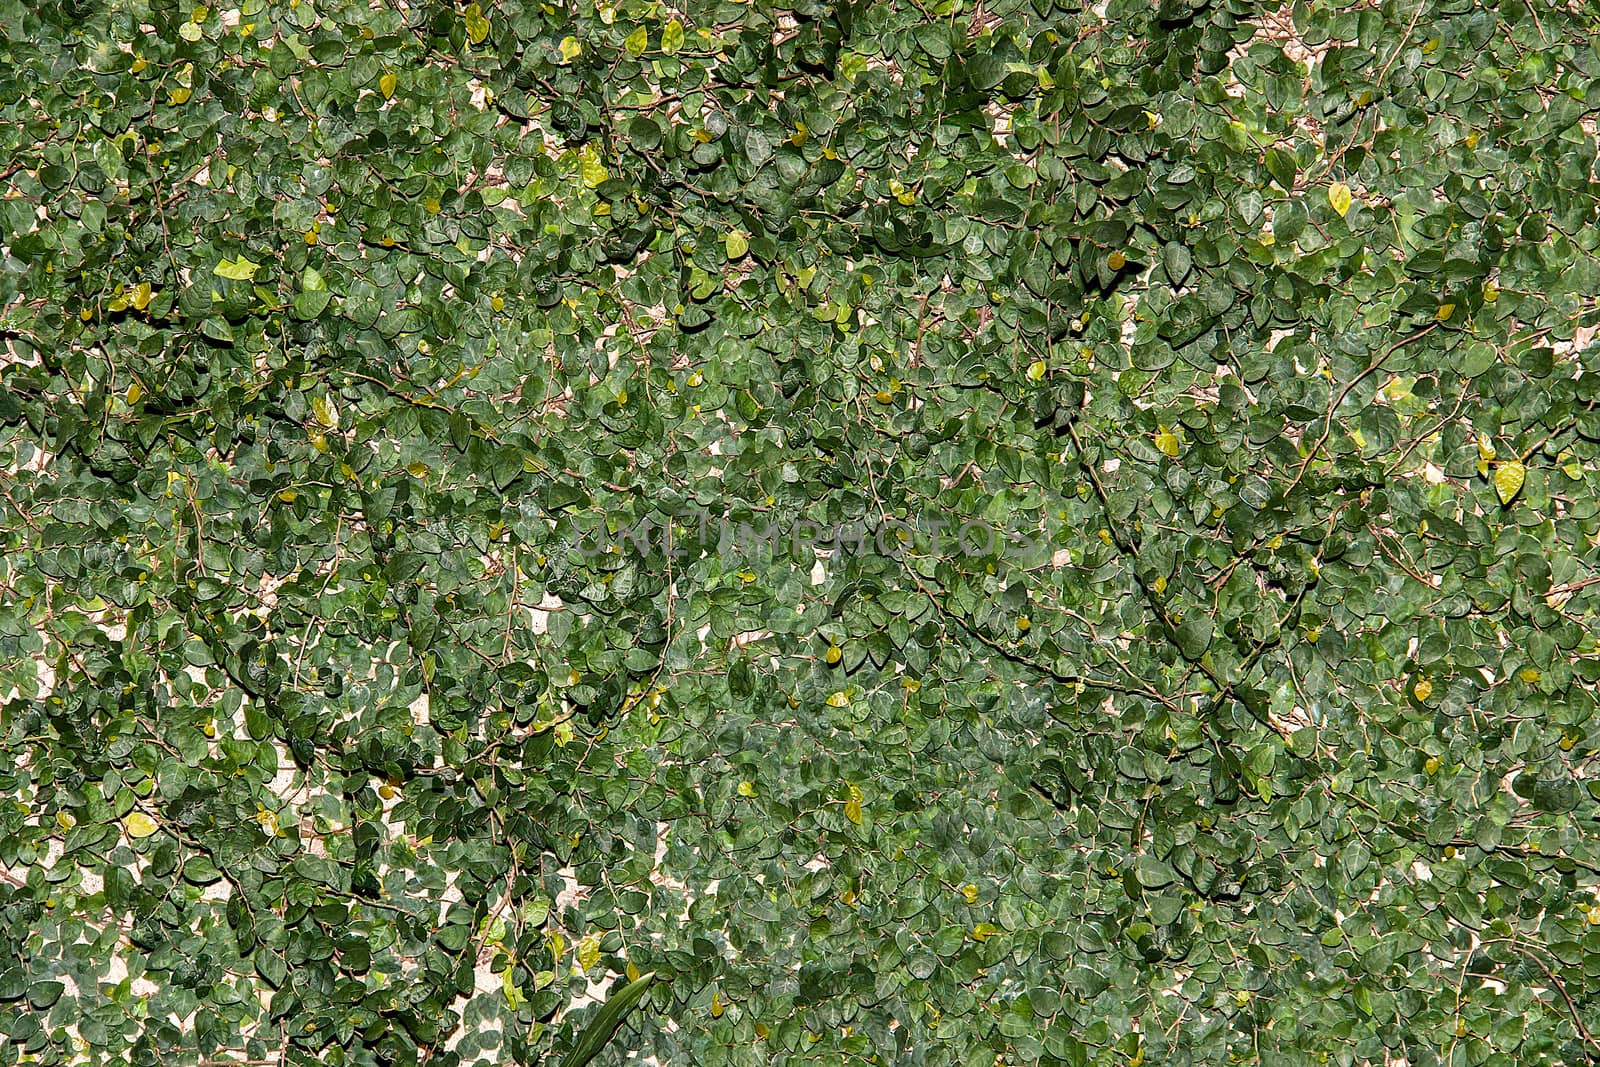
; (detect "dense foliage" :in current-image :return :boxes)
[6,0,1600,1064]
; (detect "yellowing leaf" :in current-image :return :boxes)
[312,395,339,430]
[379,71,396,99]
[1328,181,1353,217]
[1026,359,1047,382]
[1412,678,1433,702]
[464,3,490,44]
[502,966,525,1010]
[661,17,684,54]
[580,147,608,189]
[736,780,756,797]
[131,282,152,310]
[725,230,749,260]
[971,922,1001,942]
[126,382,143,405]
[214,256,260,281]
[825,690,850,708]
[559,35,582,62]
[844,783,863,825]
[710,992,724,1018]
[123,812,158,838]
[624,25,648,56]
[577,934,601,973]
[1494,460,1525,505]
[1436,302,1456,322]
[1154,427,1181,458]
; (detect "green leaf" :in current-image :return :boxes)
[1173,616,1213,659]
[1134,855,1176,888]
[559,972,656,1067]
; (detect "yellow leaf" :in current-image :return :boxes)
[123,812,158,839]
[502,966,525,1010]
[825,690,850,708]
[725,230,748,260]
[971,922,1000,942]
[710,992,724,1018]
[464,3,490,43]
[1026,359,1047,382]
[1476,432,1496,461]
[1435,302,1455,322]
[1494,460,1525,505]
[580,147,608,189]
[845,798,862,825]
[624,25,648,56]
[1413,678,1433,702]
[126,382,143,405]
[1107,251,1127,271]
[577,934,600,973]
[661,18,684,54]
[737,780,756,797]
[559,36,582,62]
[1154,428,1181,458]
[312,395,339,430]
[1328,181,1353,217]
[379,71,396,99]
[213,256,260,281]
[170,87,192,105]
[131,282,152,310]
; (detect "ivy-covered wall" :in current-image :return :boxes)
[5,0,1600,1064]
